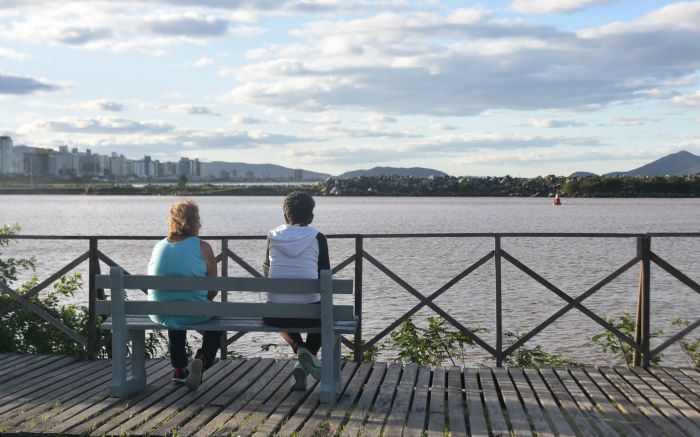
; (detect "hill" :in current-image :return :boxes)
[203,162,330,181]
[605,150,700,176]
[338,166,448,178]
[570,171,597,177]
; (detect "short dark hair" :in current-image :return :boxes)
[284,191,315,225]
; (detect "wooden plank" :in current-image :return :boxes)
[383,363,419,437]
[0,354,61,383]
[26,360,171,435]
[363,363,404,435]
[0,354,26,366]
[538,368,601,436]
[617,367,700,436]
[0,357,91,406]
[508,368,555,437]
[117,358,254,436]
[277,362,359,436]
[595,367,681,437]
[493,367,531,436]
[446,366,467,437]
[655,368,700,409]
[0,356,78,394]
[523,368,577,437]
[479,368,509,436]
[46,360,172,435]
[463,368,489,437]
[155,358,264,437]
[301,361,373,437]
[663,368,700,393]
[679,367,700,385]
[427,366,446,437]
[339,362,388,437]
[552,368,621,436]
[0,361,114,431]
[567,368,644,437]
[248,378,317,437]
[205,361,297,437]
[635,367,700,412]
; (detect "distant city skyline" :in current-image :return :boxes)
[1,1,700,177]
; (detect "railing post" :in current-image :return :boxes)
[354,236,363,362]
[87,237,98,360]
[634,236,651,367]
[495,236,503,367]
[220,238,229,360]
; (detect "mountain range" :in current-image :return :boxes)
[571,150,700,177]
[337,166,448,178]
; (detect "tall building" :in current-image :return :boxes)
[0,136,13,175]
[294,169,303,182]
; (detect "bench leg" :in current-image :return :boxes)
[320,332,343,404]
[109,329,147,398]
[130,329,147,390]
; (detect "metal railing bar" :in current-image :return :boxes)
[362,251,497,356]
[361,251,495,357]
[649,318,700,358]
[226,248,263,278]
[96,251,149,294]
[650,252,700,295]
[226,331,247,345]
[332,254,356,275]
[501,250,640,351]
[0,282,87,347]
[0,250,90,317]
[502,255,641,357]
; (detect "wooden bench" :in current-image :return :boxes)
[95,266,356,403]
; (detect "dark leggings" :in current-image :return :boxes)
[262,317,321,356]
[168,330,222,369]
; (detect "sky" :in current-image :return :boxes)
[1,0,700,177]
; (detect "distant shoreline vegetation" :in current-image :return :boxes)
[1,174,700,197]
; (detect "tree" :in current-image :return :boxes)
[177,174,188,188]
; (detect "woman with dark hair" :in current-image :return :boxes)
[148,199,222,390]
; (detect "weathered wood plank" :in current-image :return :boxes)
[446,366,467,437]
[383,363,419,437]
[538,368,601,436]
[363,363,404,435]
[164,358,264,437]
[492,367,531,436]
[0,356,78,394]
[617,367,700,436]
[679,367,700,384]
[0,354,63,384]
[596,367,682,437]
[403,366,431,437]
[479,368,510,436]
[276,362,359,436]
[508,368,555,437]
[427,366,446,437]
[567,368,644,437]
[339,362,387,437]
[634,367,700,411]
[553,368,621,436]
[298,362,373,437]
[522,368,576,437]
[208,361,297,437]
[463,368,489,437]
[663,368,700,394]
[654,368,700,410]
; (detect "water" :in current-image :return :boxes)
[1,195,698,366]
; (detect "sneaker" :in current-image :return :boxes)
[172,367,189,384]
[291,362,308,391]
[297,347,322,381]
[186,356,204,390]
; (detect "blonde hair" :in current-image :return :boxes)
[167,200,201,238]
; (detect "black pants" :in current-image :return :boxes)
[263,316,321,356]
[168,330,222,369]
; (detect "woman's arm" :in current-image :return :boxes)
[200,240,218,300]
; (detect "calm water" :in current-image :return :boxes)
[1,195,698,366]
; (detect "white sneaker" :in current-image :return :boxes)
[291,362,307,390]
[186,357,203,390]
[298,347,322,381]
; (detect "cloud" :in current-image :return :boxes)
[164,104,221,116]
[20,116,174,134]
[0,73,61,95]
[192,56,214,68]
[525,118,587,128]
[150,0,410,13]
[672,91,700,107]
[82,99,126,112]
[222,5,700,116]
[602,117,648,127]
[509,0,615,14]
[0,47,31,61]
[230,114,263,124]
[143,12,228,37]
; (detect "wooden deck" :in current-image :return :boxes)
[0,354,698,436]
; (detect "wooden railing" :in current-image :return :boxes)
[1,233,698,368]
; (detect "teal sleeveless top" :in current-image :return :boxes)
[147,236,211,329]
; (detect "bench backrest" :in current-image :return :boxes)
[95,267,355,321]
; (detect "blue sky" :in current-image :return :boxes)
[1,0,699,177]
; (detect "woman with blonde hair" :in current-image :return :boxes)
[148,199,221,389]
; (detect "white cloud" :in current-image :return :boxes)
[82,99,126,112]
[0,47,31,61]
[0,73,61,95]
[164,104,221,116]
[230,114,262,124]
[603,117,648,127]
[192,56,214,68]
[509,0,615,15]
[19,116,174,135]
[672,91,700,107]
[526,118,587,128]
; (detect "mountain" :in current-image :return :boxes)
[203,161,330,181]
[605,150,700,177]
[338,166,448,178]
[570,171,598,177]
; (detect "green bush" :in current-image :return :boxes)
[591,310,664,367]
[672,318,700,368]
[501,331,587,368]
